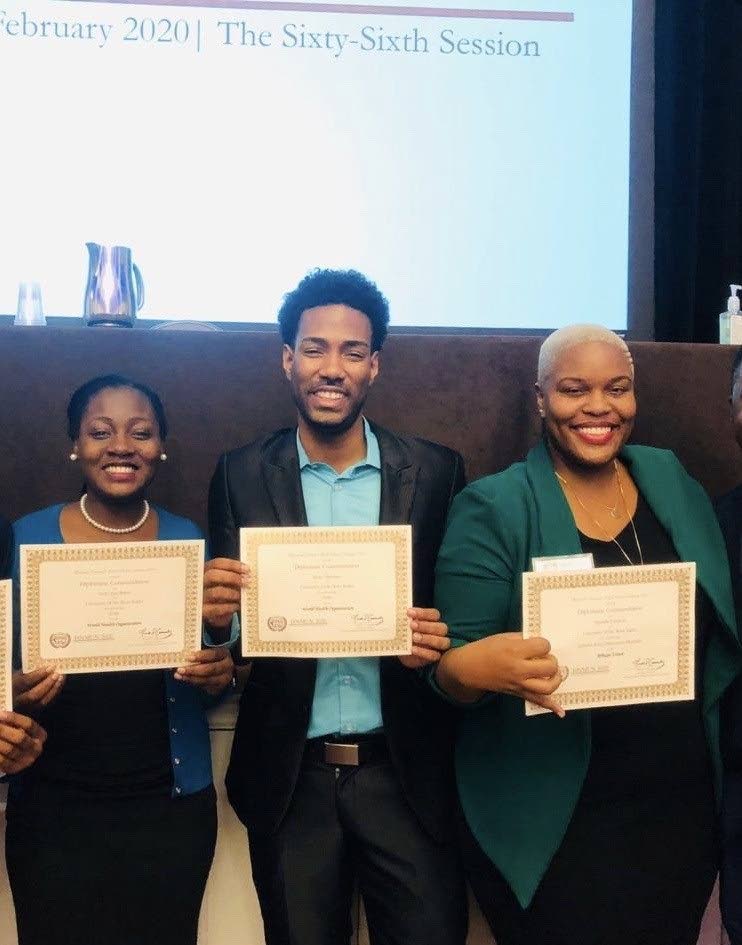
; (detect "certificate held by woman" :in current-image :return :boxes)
[20,539,204,674]
[522,560,696,713]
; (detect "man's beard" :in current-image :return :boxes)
[292,387,367,438]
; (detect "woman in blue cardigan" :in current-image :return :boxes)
[5,375,234,945]
[434,326,742,945]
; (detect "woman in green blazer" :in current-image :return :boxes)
[434,325,742,945]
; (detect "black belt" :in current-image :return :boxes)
[303,732,388,766]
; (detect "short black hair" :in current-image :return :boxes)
[67,374,168,440]
[732,348,742,396]
[277,269,389,352]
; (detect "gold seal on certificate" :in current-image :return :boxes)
[240,525,412,658]
[20,540,205,674]
[522,561,696,715]
[0,580,11,711]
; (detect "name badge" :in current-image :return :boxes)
[531,553,594,573]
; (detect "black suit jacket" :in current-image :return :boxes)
[717,485,742,944]
[208,423,465,841]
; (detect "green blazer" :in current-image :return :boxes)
[435,440,742,908]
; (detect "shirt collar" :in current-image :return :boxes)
[296,417,380,472]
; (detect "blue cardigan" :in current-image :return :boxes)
[12,504,213,797]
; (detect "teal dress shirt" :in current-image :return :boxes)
[299,419,384,738]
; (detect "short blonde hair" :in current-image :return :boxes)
[537,324,634,384]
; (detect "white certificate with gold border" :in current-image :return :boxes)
[522,561,695,715]
[20,540,204,674]
[0,580,11,710]
[240,525,412,658]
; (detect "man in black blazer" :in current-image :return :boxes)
[719,348,742,945]
[204,269,467,945]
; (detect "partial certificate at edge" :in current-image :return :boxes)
[522,561,695,715]
[240,525,412,658]
[21,540,205,674]
[0,580,11,710]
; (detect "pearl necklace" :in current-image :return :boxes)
[79,493,150,534]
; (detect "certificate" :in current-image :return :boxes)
[522,561,695,715]
[21,540,204,674]
[240,525,412,658]
[0,581,11,711]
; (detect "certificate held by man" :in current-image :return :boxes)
[240,524,412,658]
[21,540,204,674]
[523,561,695,715]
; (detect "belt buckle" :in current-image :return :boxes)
[324,742,360,766]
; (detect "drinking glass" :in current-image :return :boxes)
[14,282,46,326]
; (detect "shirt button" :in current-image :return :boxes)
[175,787,182,795]
[171,727,178,734]
[174,757,181,765]
[169,697,176,704]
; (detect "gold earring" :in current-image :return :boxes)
[69,451,78,461]
[160,452,167,462]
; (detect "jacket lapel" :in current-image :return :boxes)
[623,447,737,637]
[373,424,418,525]
[526,440,582,556]
[262,429,309,527]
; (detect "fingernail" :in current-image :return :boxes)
[413,632,421,642]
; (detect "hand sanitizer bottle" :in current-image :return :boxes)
[719,285,742,344]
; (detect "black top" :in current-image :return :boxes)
[578,493,713,800]
[26,669,172,798]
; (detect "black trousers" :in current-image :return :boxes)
[247,750,467,945]
[5,784,217,945]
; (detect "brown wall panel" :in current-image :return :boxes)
[0,327,739,531]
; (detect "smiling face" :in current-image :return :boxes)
[282,303,379,436]
[74,386,163,503]
[536,340,636,471]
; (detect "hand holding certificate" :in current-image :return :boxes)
[0,580,49,776]
[21,540,205,674]
[240,525,412,658]
[522,561,695,715]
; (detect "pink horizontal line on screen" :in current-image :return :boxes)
[69,1,574,21]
